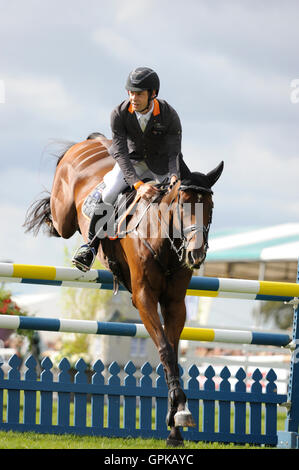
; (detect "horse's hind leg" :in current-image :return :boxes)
[50,195,79,239]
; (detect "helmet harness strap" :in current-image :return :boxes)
[139,89,156,113]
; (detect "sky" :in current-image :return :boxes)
[0,0,299,277]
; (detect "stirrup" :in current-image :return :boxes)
[71,244,96,272]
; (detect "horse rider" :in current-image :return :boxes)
[72,66,189,272]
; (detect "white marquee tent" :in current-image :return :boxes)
[204,223,299,282]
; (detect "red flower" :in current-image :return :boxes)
[2,304,8,313]
[0,288,27,317]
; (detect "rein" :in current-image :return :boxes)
[158,187,212,263]
[135,184,212,272]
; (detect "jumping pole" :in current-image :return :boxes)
[0,313,292,348]
[1,262,299,302]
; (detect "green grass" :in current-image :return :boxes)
[0,390,287,449]
[0,431,265,449]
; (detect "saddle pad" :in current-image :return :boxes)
[82,183,104,220]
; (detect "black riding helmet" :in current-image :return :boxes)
[126,67,160,110]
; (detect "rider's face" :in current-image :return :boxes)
[128,90,154,113]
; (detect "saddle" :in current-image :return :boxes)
[82,180,168,294]
[82,183,140,239]
[82,179,167,239]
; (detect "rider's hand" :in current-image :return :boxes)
[136,182,159,200]
[168,175,178,191]
[170,175,178,185]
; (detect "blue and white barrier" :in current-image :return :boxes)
[0,314,292,347]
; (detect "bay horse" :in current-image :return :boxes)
[24,134,223,446]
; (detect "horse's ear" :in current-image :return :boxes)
[177,154,191,179]
[206,161,224,187]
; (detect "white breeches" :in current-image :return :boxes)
[102,160,168,205]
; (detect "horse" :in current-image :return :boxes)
[24,134,223,446]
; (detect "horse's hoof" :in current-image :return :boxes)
[174,409,196,428]
[165,410,175,428]
[166,438,184,447]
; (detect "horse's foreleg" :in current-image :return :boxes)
[132,288,177,378]
[161,299,196,433]
[132,288,185,435]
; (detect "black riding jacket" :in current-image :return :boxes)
[109,98,183,187]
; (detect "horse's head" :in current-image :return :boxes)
[170,161,224,270]
[127,161,223,273]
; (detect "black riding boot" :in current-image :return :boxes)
[72,197,107,272]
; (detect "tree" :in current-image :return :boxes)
[257,301,293,330]
[0,283,35,354]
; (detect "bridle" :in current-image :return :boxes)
[159,186,213,263]
[139,184,213,271]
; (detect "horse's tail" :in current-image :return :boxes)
[23,140,78,238]
[24,134,106,238]
[23,192,61,238]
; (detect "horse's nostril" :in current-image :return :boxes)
[187,249,205,269]
[187,251,195,266]
[192,263,201,269]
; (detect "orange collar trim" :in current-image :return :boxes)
[153,99,160,116]
[128,99,160,116]
[128,102,134,114]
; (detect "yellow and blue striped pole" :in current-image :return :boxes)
[0,314,291,347]
[1,262,299,302]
